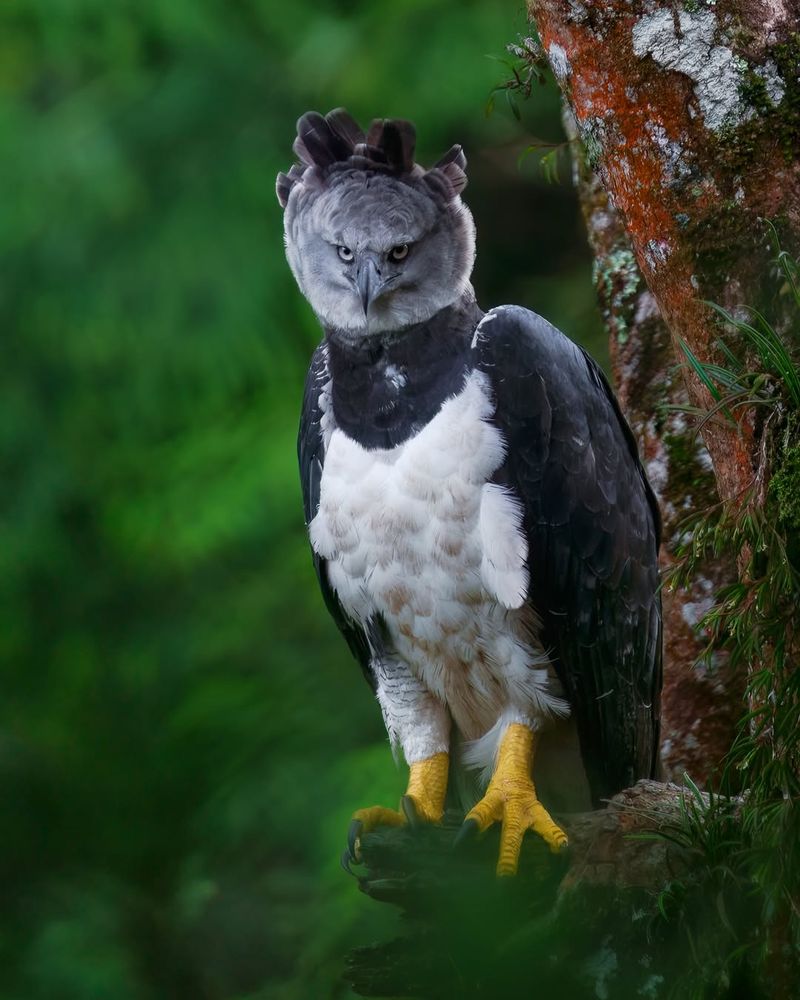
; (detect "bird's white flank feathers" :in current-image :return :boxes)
[479,484,529,609]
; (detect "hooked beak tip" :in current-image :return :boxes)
[356,257,382,316]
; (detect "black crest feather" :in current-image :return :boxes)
[434,144,468,195]
[366,118,416,173]
[293,111,342,167]
[276,108,468,209]
[326,108,365,150]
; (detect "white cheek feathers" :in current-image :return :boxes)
[282,176,477,337]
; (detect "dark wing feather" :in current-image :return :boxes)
[298,345,376,688]
[476,306,662,804]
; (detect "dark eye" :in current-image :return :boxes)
[389,244,409,262]
[337,245,354,263]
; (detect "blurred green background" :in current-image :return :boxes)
[1,2,602,997]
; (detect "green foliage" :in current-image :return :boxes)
[716,30,800,168]
[485,34,549,120]
[750,32,800,165]
[489,32,578,186]
[641,785,770,999]
[770,422,800,533]
[1,2,603,997]
[348,817,684,1000]
[662,233,800,993]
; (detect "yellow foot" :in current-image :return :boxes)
[346,751,449,863]
[459,723,568,876]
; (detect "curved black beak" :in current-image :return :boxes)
[355,254,382,315]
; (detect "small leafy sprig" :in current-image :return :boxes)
[655,228,800,991]
[485,35,549,119]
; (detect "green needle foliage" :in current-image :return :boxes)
[662,229,800,996]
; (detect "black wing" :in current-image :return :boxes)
[297,344,376,688]
[476,306,662,804]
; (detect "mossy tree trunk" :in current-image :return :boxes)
[561,109,745,785]
[530,0,800,780]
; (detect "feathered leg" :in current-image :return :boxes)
[347,658,450,862]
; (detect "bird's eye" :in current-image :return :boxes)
[337,245,354,263]
[389,244,409,262]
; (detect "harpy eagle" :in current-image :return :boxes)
[277,110,661,875]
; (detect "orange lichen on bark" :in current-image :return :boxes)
[535,1,798,776]
[529,0,797,503]
[540,18,681,254]
[567,145,743,783]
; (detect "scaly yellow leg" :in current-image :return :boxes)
[462,723,567,876]
[347,752,449,862]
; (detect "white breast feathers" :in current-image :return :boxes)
[309,370,562,739]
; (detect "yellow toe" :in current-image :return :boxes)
[352,805,406,832]
[464,723,568,876]
[347,752,450,862]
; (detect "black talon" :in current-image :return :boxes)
[454,817,480,850]
[340,849,356,875]
[347,819,363,862]
[401,795,421,827]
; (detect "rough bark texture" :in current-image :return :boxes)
[561,110,747,784]
[533,1,800,779]
[344,782,708,998]
[530,0,799,497]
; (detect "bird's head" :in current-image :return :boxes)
[277,109,476,344]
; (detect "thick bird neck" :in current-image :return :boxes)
[324,287,481,358]
[324,289,484,450]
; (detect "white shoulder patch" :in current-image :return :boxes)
[470,310,497,349]
[478,483,529,609]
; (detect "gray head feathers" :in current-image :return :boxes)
[276,109,468,209]
[279,108,476,341]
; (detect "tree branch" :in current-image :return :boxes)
[344,780,702,998]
